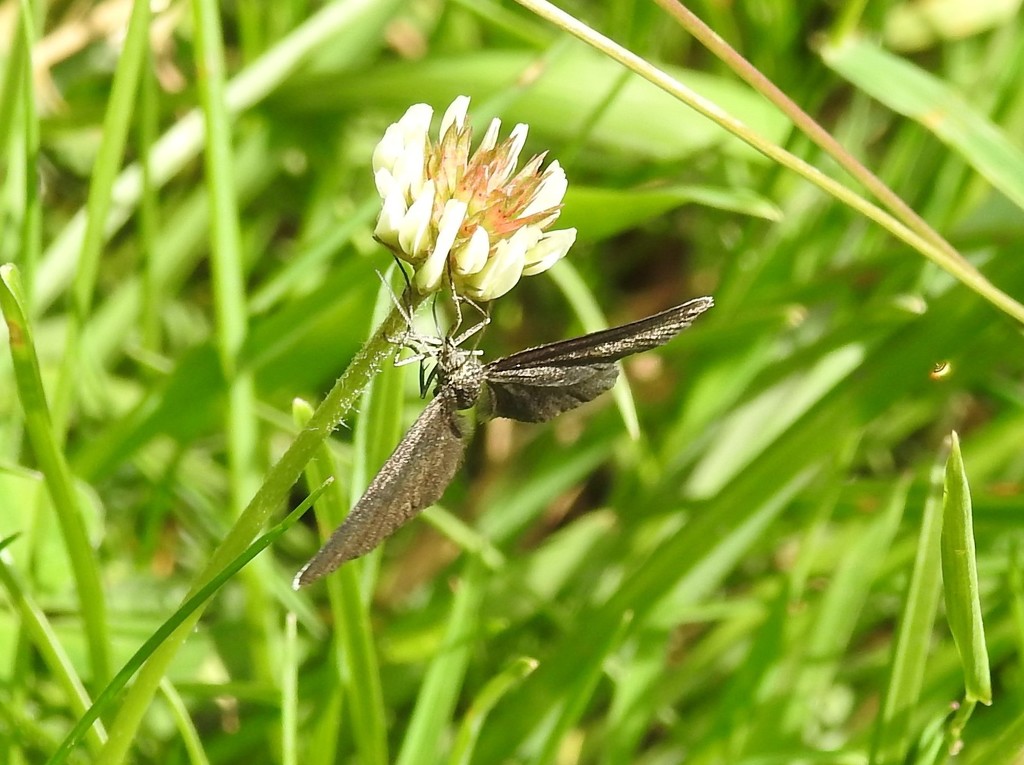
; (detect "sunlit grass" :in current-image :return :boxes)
[2,2,1023,764]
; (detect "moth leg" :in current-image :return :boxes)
[376,265,416,327]
[449,295,490,350]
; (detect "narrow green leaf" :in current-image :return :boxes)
[871,460,945,764]
[964,707,1024,765]
[546,260,640,440]
[940,431,992,705]
[822,37,1024,213]
[561,184,780,240]
[395,556,488,765]
[535,611,633,765]
[158,680,212,765]
[0,539,106,755]
[282,612,298,765]
[46,483,326,765]
[0,264,111,683]
[449,657,538,765]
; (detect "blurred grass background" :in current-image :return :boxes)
[2,0,1024,763]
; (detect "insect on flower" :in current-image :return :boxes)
[294,296,714,587]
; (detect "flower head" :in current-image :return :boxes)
[372,96,576,301]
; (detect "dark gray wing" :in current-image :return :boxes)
[294,390,467,587]
[481,297,713,423]
[486,297,714,371]
[481,363,619,423]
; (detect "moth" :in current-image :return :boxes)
[294,295,714,587]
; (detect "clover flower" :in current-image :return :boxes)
[372,96,576,302]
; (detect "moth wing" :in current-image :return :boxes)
[294,391,467,587]
[487,297,714,371]
[482,363,619,423]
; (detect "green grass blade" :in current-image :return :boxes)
[53,0,151,429]
[191,0,271,683]
[546,260,640,440]
[33,0,409,316]
[282,612,298,765]
[12,0,40,291]
[536,611,633,765]
[782,477,908,736]
[0,537,106,755]
[822,37,1024,214]
[64,0,149,319]
[158,680,212,765]
[46,483,326,765]
[871,461,945,764]
[965,711,1024,765]
[395,556,488,765]
[941,431,992,706]
[0,264,111,683]
[449,657,538,765]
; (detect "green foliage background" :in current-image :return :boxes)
[2,1,1023,763]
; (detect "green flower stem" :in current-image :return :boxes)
[0,264,111,684]
[97,292,424,765]
[515,0,1024,324]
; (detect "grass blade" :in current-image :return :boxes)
[0,264,110,683]
[395,556,488,765]
[822,37,1024,214]
[871,462,945,764]
[941,431,992,706]
[46,482,327,765]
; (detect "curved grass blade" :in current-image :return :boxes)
[941,431,992,706]
[45,481,330,765]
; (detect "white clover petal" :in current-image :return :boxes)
[393,137,427,200]
[465,226,532,300]
[397,103,433,139]
[379,104,431,199]
[467,246,524,301]
[374,167,396,199]
[414,199,467,292]
[522,228,576,275]
[440,95,470,140]
[398,181,435,261]
[372,123,405,175]
[453,226,489,275]
[374,188,409,248]
[521,161,567,217]
[479,117,501,151]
